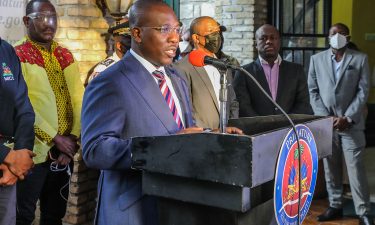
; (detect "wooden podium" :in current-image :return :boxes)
[131,115,333,225]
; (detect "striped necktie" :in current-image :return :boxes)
[152,70,184,130]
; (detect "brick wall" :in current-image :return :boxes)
[51,0,109,224]
[53,0,108,82]
[180,0,268,65]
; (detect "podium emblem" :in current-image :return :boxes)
[274,124,318,225]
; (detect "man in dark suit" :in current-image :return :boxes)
[0,37,35,225]
[174,16,239,129]
[233,24,312,117]
[81,1,242,225]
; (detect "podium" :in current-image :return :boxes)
[131,115,333,225]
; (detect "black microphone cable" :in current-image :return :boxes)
[236,67,303,225]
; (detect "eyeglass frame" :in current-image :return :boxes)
[26,12,57,22]
[138,25,182,35]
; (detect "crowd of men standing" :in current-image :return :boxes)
[0,0,373,225]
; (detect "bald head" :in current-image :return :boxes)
[190,16,221,55]
[255,24,281,64]
[255,24,280,40]
[129,0,171,28]
[128,0,179,66]
[190,16,218,35]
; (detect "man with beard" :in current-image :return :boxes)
[14,0,84,224]
[233,24,312,117]
[174,16,239,129]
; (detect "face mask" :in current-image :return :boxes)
[329,33,347,49]
[179,40,190,53]
[203,32,222,54]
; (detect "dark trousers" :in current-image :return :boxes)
[0,184,16,225]
[16,155,71,225]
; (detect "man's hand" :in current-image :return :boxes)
[212,127,243,134]
[3,149,35,180]
[0,164,18,186]
[56,153,72,166]
[177,127,204,134]
[53,134,78,158]
[177,127,243,135]
[333,117,350,131]
[224,127,243,135]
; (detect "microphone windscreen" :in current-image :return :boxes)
[188,50,207,67]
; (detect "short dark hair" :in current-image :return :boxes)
[26,0,52,15]
[129,0,168,28]
[331,23,350,35]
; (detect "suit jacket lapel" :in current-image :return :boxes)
[276,61,288,102]
[335,50,353,88]
[324,50,336,84]
[193,65,219,112]
[122,53,178,132]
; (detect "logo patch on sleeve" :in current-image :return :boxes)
[2,63,14,81]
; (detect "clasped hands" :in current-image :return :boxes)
[333,116,351,132]
[52,134,79,166]
[0,149,35,186]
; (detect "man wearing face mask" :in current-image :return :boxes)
[14,0,84,224]
[308,23,373,225]
[85,19,131,85]
[173,16,239,129]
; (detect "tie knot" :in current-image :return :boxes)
[152,70,165,81]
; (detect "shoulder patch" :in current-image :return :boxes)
[99,58,115,67]
[54,46,75,70]
[15,42,44,67]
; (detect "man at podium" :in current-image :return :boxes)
[81,1,241,225]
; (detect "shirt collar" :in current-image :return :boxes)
[330,50,346,62]
[259,54,282,66]
[130,48,166,75]
[27,36,57,53]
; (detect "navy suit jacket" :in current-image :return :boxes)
[81,52,194,225]
[0,38,34,163]
[233,58,312,117]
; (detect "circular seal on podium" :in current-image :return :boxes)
[274,124,318,225]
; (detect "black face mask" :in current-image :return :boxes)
[203,32,222,54]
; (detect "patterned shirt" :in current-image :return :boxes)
[26,38,73,144]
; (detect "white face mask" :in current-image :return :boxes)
[179,40,191,53]
[329,33,347,49]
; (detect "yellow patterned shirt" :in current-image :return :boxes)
[15,37,84,163]
[29,39,74,144]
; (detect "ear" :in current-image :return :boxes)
[131,27,142,43]
[23,16,30,27]
[115,41,122,51]
[346,35,351,42]
[191,34,201,48]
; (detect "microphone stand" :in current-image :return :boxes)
[219,68,230,133]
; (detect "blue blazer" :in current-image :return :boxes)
[81,52,195,225]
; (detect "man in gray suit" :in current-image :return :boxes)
[308,23,373,225]
[174,16,239,129]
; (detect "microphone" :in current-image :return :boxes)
[189,50,304,224]
[188,50,239,70]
